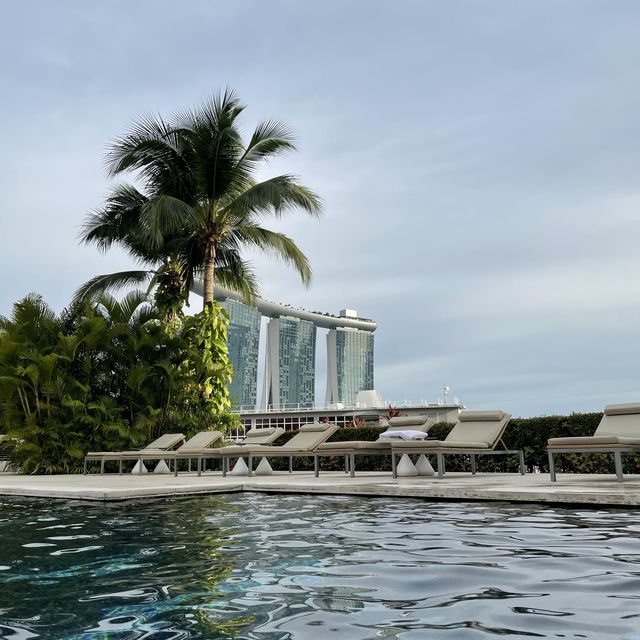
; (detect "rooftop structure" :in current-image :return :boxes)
[236,399,464,432]
[189,282,377,331]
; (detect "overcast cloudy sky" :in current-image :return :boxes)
[1,0,639,417]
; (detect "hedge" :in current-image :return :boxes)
[266,412,640,475]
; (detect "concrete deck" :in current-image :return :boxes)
[0,471,638,506]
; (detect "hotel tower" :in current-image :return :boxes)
[191,281,376,410]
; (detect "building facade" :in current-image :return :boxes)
[236,403,463,434]
[326,328,374,407]
[220,298,261,411]
[262,315,317,409]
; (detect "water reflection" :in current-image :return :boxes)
[0,495,639,638]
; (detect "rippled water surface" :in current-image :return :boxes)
[0,495,639,639]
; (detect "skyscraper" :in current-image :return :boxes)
[325,328,374,406]
[191,279,377,410]
[220,298,261,410]
[263,315,316,409]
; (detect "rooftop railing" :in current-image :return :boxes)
[234,399,463,414]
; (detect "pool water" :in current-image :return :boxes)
[0,494,638,639]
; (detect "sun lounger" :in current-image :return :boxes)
[84,432,187,474]
[185,427,286,476]
[547,402,640,482]
[116,430,225,475]
[314,415,435,477]
[233,426,286,446]
[391,410,522,479]
[210,423,338,477]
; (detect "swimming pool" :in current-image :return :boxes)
[0,494,638,639]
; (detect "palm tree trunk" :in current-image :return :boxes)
[203,242,216,308]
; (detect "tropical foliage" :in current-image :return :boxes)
[76,88,322,309]
[0,293,233,473]
[0,90,321,474]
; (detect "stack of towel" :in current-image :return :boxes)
[378,430,429,441]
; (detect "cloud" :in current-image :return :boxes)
[1,0,639,417]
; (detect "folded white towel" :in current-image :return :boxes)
[378,430,429,440]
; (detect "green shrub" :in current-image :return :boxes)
[0,294,233,473]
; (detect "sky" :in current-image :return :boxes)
[1,0,639,418]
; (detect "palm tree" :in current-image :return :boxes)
[78,89,322,309]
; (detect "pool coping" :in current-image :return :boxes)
[0,472,639,507]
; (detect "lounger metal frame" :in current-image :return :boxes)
[215,451,321,477]
[548,446,638,482]
[84,453,189,475]
[312,446,395,478]
[204,450,360,478]
[391,439,525,479]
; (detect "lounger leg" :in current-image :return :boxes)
[614,450,623,482]
[437,453,444,479]
[289,456,293,473]
[119,459,123,475]
[519,450,526,475]
[392,452,397,479]
[222,457,228,477]
[470,454,477,475]
[248,454,253,477]
[84,459,88,475]
[350,453,355,478]
[100,460,105,475]
[344,454,349,473]
[548,451,556,482]
[174,458,179,477]
[314,455,319,478]
[138,458,143,474]
[197,457,202,477]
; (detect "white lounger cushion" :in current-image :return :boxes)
[378,429,429,440]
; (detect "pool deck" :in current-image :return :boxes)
[0,471,638,506]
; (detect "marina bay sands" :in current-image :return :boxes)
[191,280,377,411]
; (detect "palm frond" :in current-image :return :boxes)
[93,292,119,321]
[106,113,196,202]
[79,184,148,252]
[2,295,59,340]
[72,271,153,307]
[118,290,155,325]
[226,175,322,219]
[140,195,198,249]
[214,251,259,302]
[94,289,152,325]
[106,113,179,175]
[188,87,245,131]
[232,226,312,286]
[237,119,297,171]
